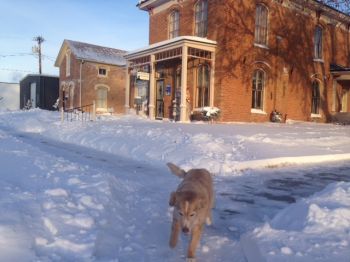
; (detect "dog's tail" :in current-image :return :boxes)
[167,162,186,178]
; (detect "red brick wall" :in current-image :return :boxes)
[59,52,126,114]
[146,0,350,122]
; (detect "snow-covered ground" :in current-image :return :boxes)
[0,109,349,261]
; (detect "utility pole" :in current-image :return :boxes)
[33,36,45,74]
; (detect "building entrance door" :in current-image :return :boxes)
[30,83,36,108]
[156,80,164,119]
[341,88,349,112]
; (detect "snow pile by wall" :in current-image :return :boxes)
[242,182,350,262]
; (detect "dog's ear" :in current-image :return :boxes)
[169,192,176,206]
[167,163,186,178]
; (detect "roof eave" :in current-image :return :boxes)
[54,40,69,67]
[137,0,168,11]
[125,36,217,60]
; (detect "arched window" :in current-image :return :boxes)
[195,0,208,37]
[254,4,268,45]
[169,10,180,39]
[311,81,320,114]
[96,86,108,110]
[197,64,210,107]
[252,70,265,110]
[314,26,323,59]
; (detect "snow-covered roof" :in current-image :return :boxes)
[55,40,127,67]
[125,36,217,59]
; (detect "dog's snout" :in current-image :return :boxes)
[182,227,189,234]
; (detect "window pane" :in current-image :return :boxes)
[195,0,208,37]
[255,5,268,45]
[314,26,322,59]
[169,11,180,38]
[311,81,320,114]
[252,70,265,109]
[197,64,210,107]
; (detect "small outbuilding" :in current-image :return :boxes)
[20,74,59,110]
[0,82,20,111]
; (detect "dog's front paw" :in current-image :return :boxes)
[186,258,196,262]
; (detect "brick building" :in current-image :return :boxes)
[125,0,350,122]
[55,40,127,114]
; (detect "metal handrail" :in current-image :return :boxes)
[63,104,94,122]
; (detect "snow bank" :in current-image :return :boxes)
[0,109,350,175]
[242,182,350,262]
[0,109,350,174]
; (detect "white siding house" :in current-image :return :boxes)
[0,82,20,111]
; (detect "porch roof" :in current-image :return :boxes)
[124,36,217,60]
[331,63,350,80]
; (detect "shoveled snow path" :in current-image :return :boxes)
[1,128,242,261]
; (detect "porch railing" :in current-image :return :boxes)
[61,102,96,122]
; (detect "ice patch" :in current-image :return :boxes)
[79,195,104,210]
[281,246,293,255]
[64,214,94,229]
[45,188,68,197]
[43,217,58,235]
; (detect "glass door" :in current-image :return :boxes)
[156,80,164,119]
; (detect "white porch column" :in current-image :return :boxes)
[180,45,188,122]
[210,51,216,107]
[332,79,337,112]
[124,62,130,114]
[148,54,156,119]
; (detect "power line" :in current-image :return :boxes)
[0,53,34,58]
[0,67,34,73]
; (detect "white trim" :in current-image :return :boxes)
[311,113,322,118]
[66,49,71,77]
[251,60,272,69]
[313,58,324,63]
[251,108,267,115]
[125,36,217,59]
[332,80,337,112]
[341,89,348,112]
[253,43,269,50]
[98,67,109,77]
[94,84,110,91]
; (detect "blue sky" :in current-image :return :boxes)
[0,0,149,83]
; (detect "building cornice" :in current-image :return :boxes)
[138,0,350,25]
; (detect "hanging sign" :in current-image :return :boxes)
[137,71,150,81]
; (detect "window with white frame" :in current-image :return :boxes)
[195,0,208,37]
[314,26,323,59]
[66,50,71,77]
[252,69,265,110]
[96,86,108,110]
[169,10,180,39]
[196,64,210,107]
[98,67,107,76]
[254,4,268,46]
[311,81,321,114]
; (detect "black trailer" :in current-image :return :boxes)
[20,74,59,110]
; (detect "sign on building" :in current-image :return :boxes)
[137,71,150,81]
